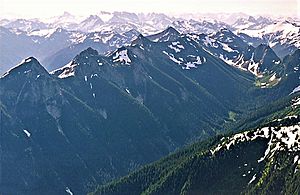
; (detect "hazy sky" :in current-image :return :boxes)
[0,0,299,18]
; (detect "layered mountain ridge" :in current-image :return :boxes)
[0,34,263,194]
[1,12,299,74]
[0,12,299,195]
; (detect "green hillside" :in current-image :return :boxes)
[91,94,300,195]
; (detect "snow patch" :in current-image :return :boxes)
[113,49,131,65]
[248,174,257,184]
[65,187,73,195]
[183,56,205,70]
[219,54,236,66]
[211,123,300,161]
[274,60,280,65]
[168,45,181,53]
[247,54,260,76]
[294,155,299,164]
[220,42,236,53]
[168,41,185,53]
[163,51,182,65]
[184,62,197,69]
[203,36,213,47]
[269,73,277,82]
[25,58,32,63]
[125,88,130,94]
[23,129,31,137]
[291,85,300,94]
[97,59,103,66]
[55,61,77,79]
[23,69,32,74]
[292,97,300,107]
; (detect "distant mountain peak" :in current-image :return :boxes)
[62,11,72,17]
[77,47,99,58]
[131,34,151,46]
[87,14,100,19]
[52,47,100,79]
[24,56,38,62]
[73,47,99,65]
[165,26,180,35]
[82,15,104,23]
[147,26,180,42]
[248,16,256,23]
[1,57,48,78]
[56,11,75,21]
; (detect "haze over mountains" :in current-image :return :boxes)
[0,11,299,74]
[0,11,300,195]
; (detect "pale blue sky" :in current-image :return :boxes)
[0,0,298,18]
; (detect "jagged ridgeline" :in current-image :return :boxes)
[0,27,299,195]
[1,13,299,75]
[0,40,253,194]
[90,94,300,195]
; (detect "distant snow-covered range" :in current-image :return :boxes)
[1,11,299,35]
[0,11,299,75]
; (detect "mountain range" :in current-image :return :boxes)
[0,12,299,74]
[0,12,299,195]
